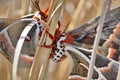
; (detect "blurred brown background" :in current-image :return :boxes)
[0,0,120,80]
[0,0,120,28]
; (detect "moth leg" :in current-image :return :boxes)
[45,29,55,40]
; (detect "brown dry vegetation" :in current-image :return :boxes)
[0,0,120,80]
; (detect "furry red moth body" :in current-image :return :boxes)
[25,0,52,41]
[42,22,74,62]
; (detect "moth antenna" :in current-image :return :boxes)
[43,0,53,15]
[31,0,41,11]
[35,0,41,11]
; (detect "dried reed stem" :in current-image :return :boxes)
[0,53,12,80]
[38,1,64,80]
[28,23,49,80]
[21,0,30,15]
[28,0,64,80]
[87,0,111,80]
[68,0,85,31]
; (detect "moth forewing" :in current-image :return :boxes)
[65,46,106,80]
[12,22,37,80]
[0,19,33,62]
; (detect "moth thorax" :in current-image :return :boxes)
[57,34,67,48]
[33,11,41,21]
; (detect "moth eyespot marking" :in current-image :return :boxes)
[25,35,31,41]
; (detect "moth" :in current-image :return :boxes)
[0,0,53,63]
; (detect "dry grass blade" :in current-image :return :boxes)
[47,1,63,24]
[38,1,64,79]
[21,0,30,15]
[87,0,112,80]
[68,0,85,31]
[28,0,64,80]
[28,23,48,80]
[47,0,59,20]
[0,52,12,80]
